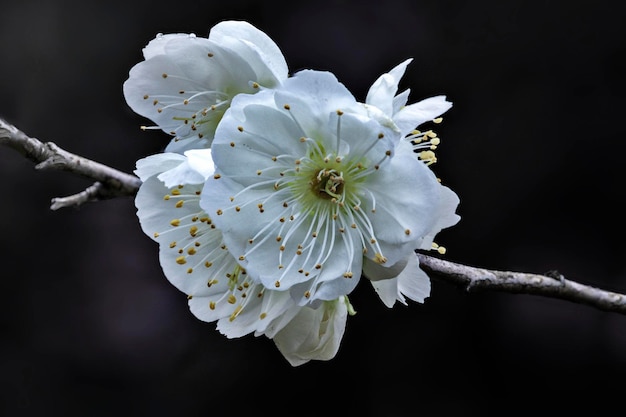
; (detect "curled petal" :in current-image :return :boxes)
[271,297,349,366]
[369,252,430,308]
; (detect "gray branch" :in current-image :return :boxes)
[417,253,626,314]
[2,116,626,315]
[0,118,141,210]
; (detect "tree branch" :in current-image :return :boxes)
[0,118,141,210]
[2,117,626,315]
[417,253,626,314]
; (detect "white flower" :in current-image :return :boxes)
[134,151,296,338]
[124,20,289,153]
[134,150,356,365]
[201,69,460,306]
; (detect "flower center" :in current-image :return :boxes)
[312,168,344,200]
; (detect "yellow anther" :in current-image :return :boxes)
[170,219,181,227]
[176,256,186,265]
[227,295,236,304]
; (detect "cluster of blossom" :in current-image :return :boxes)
[124,20,460,366]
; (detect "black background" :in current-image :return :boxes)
[1,0,625,415]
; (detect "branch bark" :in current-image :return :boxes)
[2,117,626,315]
[417,253,626,314]
[0,118,141,210]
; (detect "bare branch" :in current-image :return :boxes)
[3,116,626,315]
[0,118,141,209]
[417,253,626,314]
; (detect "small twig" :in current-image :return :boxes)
[0,118,141,210]
[417,253,626,314]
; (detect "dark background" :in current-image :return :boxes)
[1,0,625,415]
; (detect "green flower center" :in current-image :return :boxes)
[311,168,344,200]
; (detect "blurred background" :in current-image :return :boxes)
[1,0,625,415]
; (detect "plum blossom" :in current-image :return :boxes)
[134,150,352,365]
[201,69,460,308]
[124,20,288,153]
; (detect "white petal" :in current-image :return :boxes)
[134,153,186,182]
[368,252,430,307]
[396,252,431,304]
[156,160,206,188]
[273,70,359,126]
[393,95,453,136]
[184,149,215,180]
[369,277,398,308]
[209,20,288,85]
[362,143,441,265]
[272,297,348,366]
[362,256,408,282]
[418,184,461,250]
[365,58,412,116]
[123,54,216,147]
[163,36,258,91]
[392,89,410,114]
[142,33,189,59]
[213,287,295,338]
